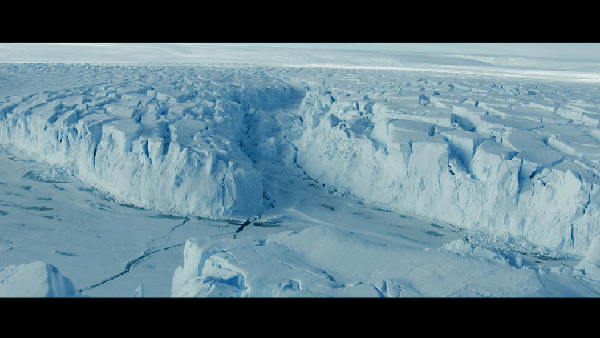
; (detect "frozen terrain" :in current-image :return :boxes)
[2,43,600,297]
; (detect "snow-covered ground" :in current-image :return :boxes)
[2,43,600,297]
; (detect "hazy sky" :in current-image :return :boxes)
[2,43,600,65]
[237,43,600,61]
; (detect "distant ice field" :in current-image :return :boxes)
[2,43,600,83]
[2,44,600,297]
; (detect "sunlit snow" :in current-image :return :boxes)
[2,43,600,297]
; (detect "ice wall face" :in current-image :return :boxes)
[0,65,302,218]
[292,73,600,256]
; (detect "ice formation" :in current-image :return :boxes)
[0,261,79,297]
[0,65,301,219]
[1,62,600,264]
[292,74,600,257]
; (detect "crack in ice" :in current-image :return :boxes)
[78,217,189,293]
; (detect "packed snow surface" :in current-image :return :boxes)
[2,44,600,297]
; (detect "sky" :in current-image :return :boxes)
[233,43,600,61]
[2,43,600,65]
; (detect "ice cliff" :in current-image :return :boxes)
[1,64,599,256]
[0,65,301,219]
[293,77,600,256]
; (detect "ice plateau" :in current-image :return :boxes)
[2,45,600,297]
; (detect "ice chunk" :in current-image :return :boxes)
[576,236,600,280]
[134,284,145,298]
[471,140,518,182]
[547,134,600,160]
[387,118,435,135]
[172,238,252,297]
[0,261,79,297]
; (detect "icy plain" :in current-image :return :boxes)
[2,43,600,297]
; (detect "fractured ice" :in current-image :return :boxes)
[1,62,600,261]
[0,65,302,219]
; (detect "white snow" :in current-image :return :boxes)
[2,43,600,297]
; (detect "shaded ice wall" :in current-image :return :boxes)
[293,78,600,256]
[0,65,301,219]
